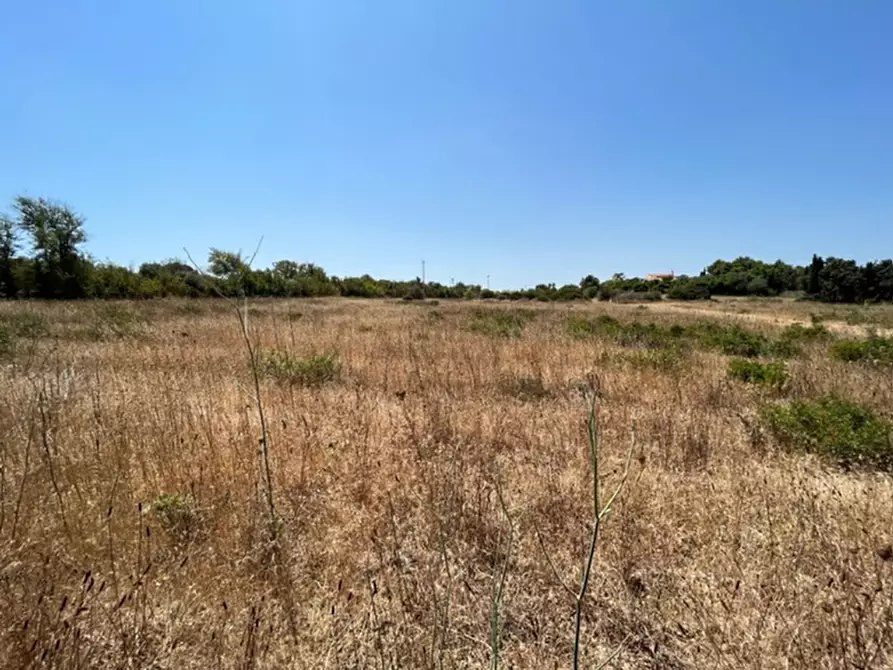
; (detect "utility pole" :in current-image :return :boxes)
[422,260,426,284]
[486,274,490,290]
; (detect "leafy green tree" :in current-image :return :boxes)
[667,277,712,300]
[806,254,824,296]
[819,258,864,303]
[12,196,89,299]
[207,248,249,278]
[272,260,300,280]
[0,215,17,298]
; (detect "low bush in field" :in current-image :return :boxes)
[150,492,205,544]
[468,308,536,339]
[0,312,50,339]
[255,350,341,386]
[612,291,663,303]
[728,358,787,389]
[623,347,688,372]
[761,396,893,470]
[497,374,551,401]
[830,335,893,366]
[779,322,830,344]
[567,315,803,359]
[0,325,12,358]
[84,305,149,340]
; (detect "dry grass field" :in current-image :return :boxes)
[2,297,893,669]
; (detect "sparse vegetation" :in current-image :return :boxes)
[2,298,893,668]
[84,304,149,340]
[254,350,341,386]
[497,373,551,400]
[150,491,205,544]
[468,308,536,338]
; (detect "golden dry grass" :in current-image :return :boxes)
[1,297,893,669]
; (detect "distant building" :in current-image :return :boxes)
[646,271,675,281]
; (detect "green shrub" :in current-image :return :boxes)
[612,291,663,303]
[468,309,535,339]
[779,322,830,345]
[85,305,149,340]
[567,316,598,339]
[255,350,341,386]
[0,325,12,358]
[623,347,688,372]
[761,396,893,470]
[728,358,787,389]
[0,312,50,339]
[694,322,773,358]
[150,492,204,543]
[402,284,426,301]
[830,335,893,366]
[666,279,712,301]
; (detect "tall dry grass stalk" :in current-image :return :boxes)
[0,297,892,668]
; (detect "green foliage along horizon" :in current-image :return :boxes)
[2,195,893,304]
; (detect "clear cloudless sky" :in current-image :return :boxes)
[1,1,891,289]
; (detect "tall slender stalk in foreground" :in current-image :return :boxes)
[537,374,635,669]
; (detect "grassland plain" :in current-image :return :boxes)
[1,297,893,669]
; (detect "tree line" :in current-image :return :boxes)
[1,196,891,304]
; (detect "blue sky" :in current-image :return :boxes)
[1,1,891,289]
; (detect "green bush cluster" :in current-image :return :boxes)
[567,315,803,359]
[0,325,12,359]
[84,305,149,341]
[728,358,787,389]
[468,308,536,339]
[150,492,204,544]
[0,312,50,339]
[761,396,893,470]
[622,348,688,372]
[778,322,830,345]
[254,350,341,386]
[829,335,893,366]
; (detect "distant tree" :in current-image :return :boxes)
[819,258,864,303]
[0,215,17,298]
[12,196,89,299]
[207,248,249,278]
[806,254,824,296]
[745,276,771,296]
[272,260,300,280]
[667,277,712,300]
[871,260,893,302]
[557,283,583,300]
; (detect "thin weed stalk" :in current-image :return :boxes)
[537,374,636,670]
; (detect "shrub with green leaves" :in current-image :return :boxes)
[612,290,663,303]
[567,316,598,339]
[468,308,535,339]
[85,305,149,340]
[0,325,12,359]
[0,312,50,339]
[728,358,787,389]
[255,350,341,386]
[623,347,688,372]
[761,396,893,470]
[151,492,204,544]
[830,335,893,366]
[779,322,830,344]
[695,322,772,357]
